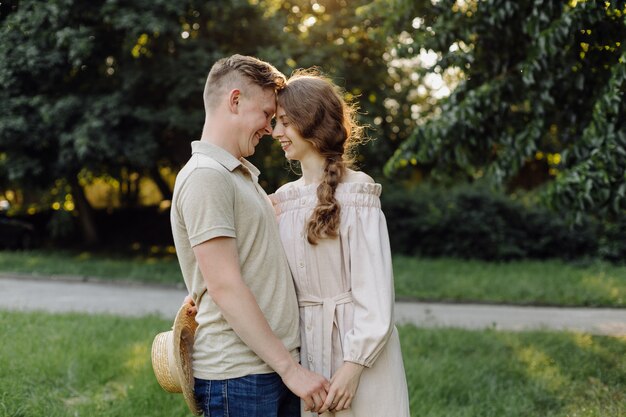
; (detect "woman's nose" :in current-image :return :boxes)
[272,124,282,139]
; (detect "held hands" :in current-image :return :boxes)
[319,361,365,413]
[184,293,330,411]
[183,294,332,413]
[281,362,330,414]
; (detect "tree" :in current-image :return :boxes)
[248,0,436,185]
[384,0,626,224]
[0,0,287,244]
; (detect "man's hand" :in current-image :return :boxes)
[280,362,329,413]
[182,295,197,315]
[319,362,365,413]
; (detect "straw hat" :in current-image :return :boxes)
[151,302,202,415]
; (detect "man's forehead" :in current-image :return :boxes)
[264,97,277,114]
[251,86,276,106]
[260,87,277,101]
[241,81,273,98]
[245,81,273,97]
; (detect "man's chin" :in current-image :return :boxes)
[243,146,256,158]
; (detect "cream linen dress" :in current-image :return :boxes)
[270,181,410,417]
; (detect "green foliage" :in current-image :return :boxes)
[46,210,76,239]
[598,217,626,262]
[0,0,424,195]
[0,0,292,241]
[0,0,287,187]
[381,184,596,261]
[250,0,431,180]
[4,0,624,256]
[0,0,430,213]
[385,0,626,225]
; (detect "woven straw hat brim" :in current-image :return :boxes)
[151,331,180,393]
[151,302,201,415]
[173,303,201,416]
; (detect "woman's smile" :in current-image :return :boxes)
[279,140,292,151]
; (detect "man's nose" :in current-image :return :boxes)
[265,121,273,136]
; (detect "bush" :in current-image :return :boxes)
[93,206,173,247]
[14,206,173,250]
[598,218,626,263]
[381,183,598,261]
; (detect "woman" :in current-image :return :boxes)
[269,70,411,417]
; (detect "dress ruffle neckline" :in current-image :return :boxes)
[270,182,382,212]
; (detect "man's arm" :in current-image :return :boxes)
[193,236,329,412]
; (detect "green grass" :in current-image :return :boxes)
[1,310,624,417]
[0,310,187,417]
[394,256,626,307]
[400,325,626,417]
[0,249,182,284]
[2,250,626,306]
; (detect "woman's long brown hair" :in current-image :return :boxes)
[277,69,364,244]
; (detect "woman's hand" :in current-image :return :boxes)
[319,361,365,413]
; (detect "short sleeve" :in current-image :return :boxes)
[343,203,395,367]
[177,168,236,247]
[267,193,280,217]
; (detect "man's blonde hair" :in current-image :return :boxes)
[203,54,286,110]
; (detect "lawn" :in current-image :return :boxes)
[0,310,624,417]
[0,249,182,285]
[1,250,626,306]
[0,310,187,417]
[394,256,626,307]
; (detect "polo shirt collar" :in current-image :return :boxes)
[191,140,260,176]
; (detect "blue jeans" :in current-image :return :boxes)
[194,373,300,417]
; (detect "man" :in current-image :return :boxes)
[170,54,328,416]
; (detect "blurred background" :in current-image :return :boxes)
[2,2,626,416]
[1,0,625,262]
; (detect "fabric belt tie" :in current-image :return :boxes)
[298,291,353,378]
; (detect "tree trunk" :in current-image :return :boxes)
[69,176,99,246]
[128,172,139,206]
[150,165,173,201]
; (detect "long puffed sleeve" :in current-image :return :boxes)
[343,201,395,367]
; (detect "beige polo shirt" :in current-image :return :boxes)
[171,140,300,380]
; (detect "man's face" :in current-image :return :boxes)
[236,85,276,158]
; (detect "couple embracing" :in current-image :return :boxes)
[170,54,410,417]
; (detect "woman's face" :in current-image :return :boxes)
[272,105,317,161]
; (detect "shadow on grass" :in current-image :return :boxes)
[399,325,626,417]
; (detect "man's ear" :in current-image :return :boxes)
[228,89,241,114]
